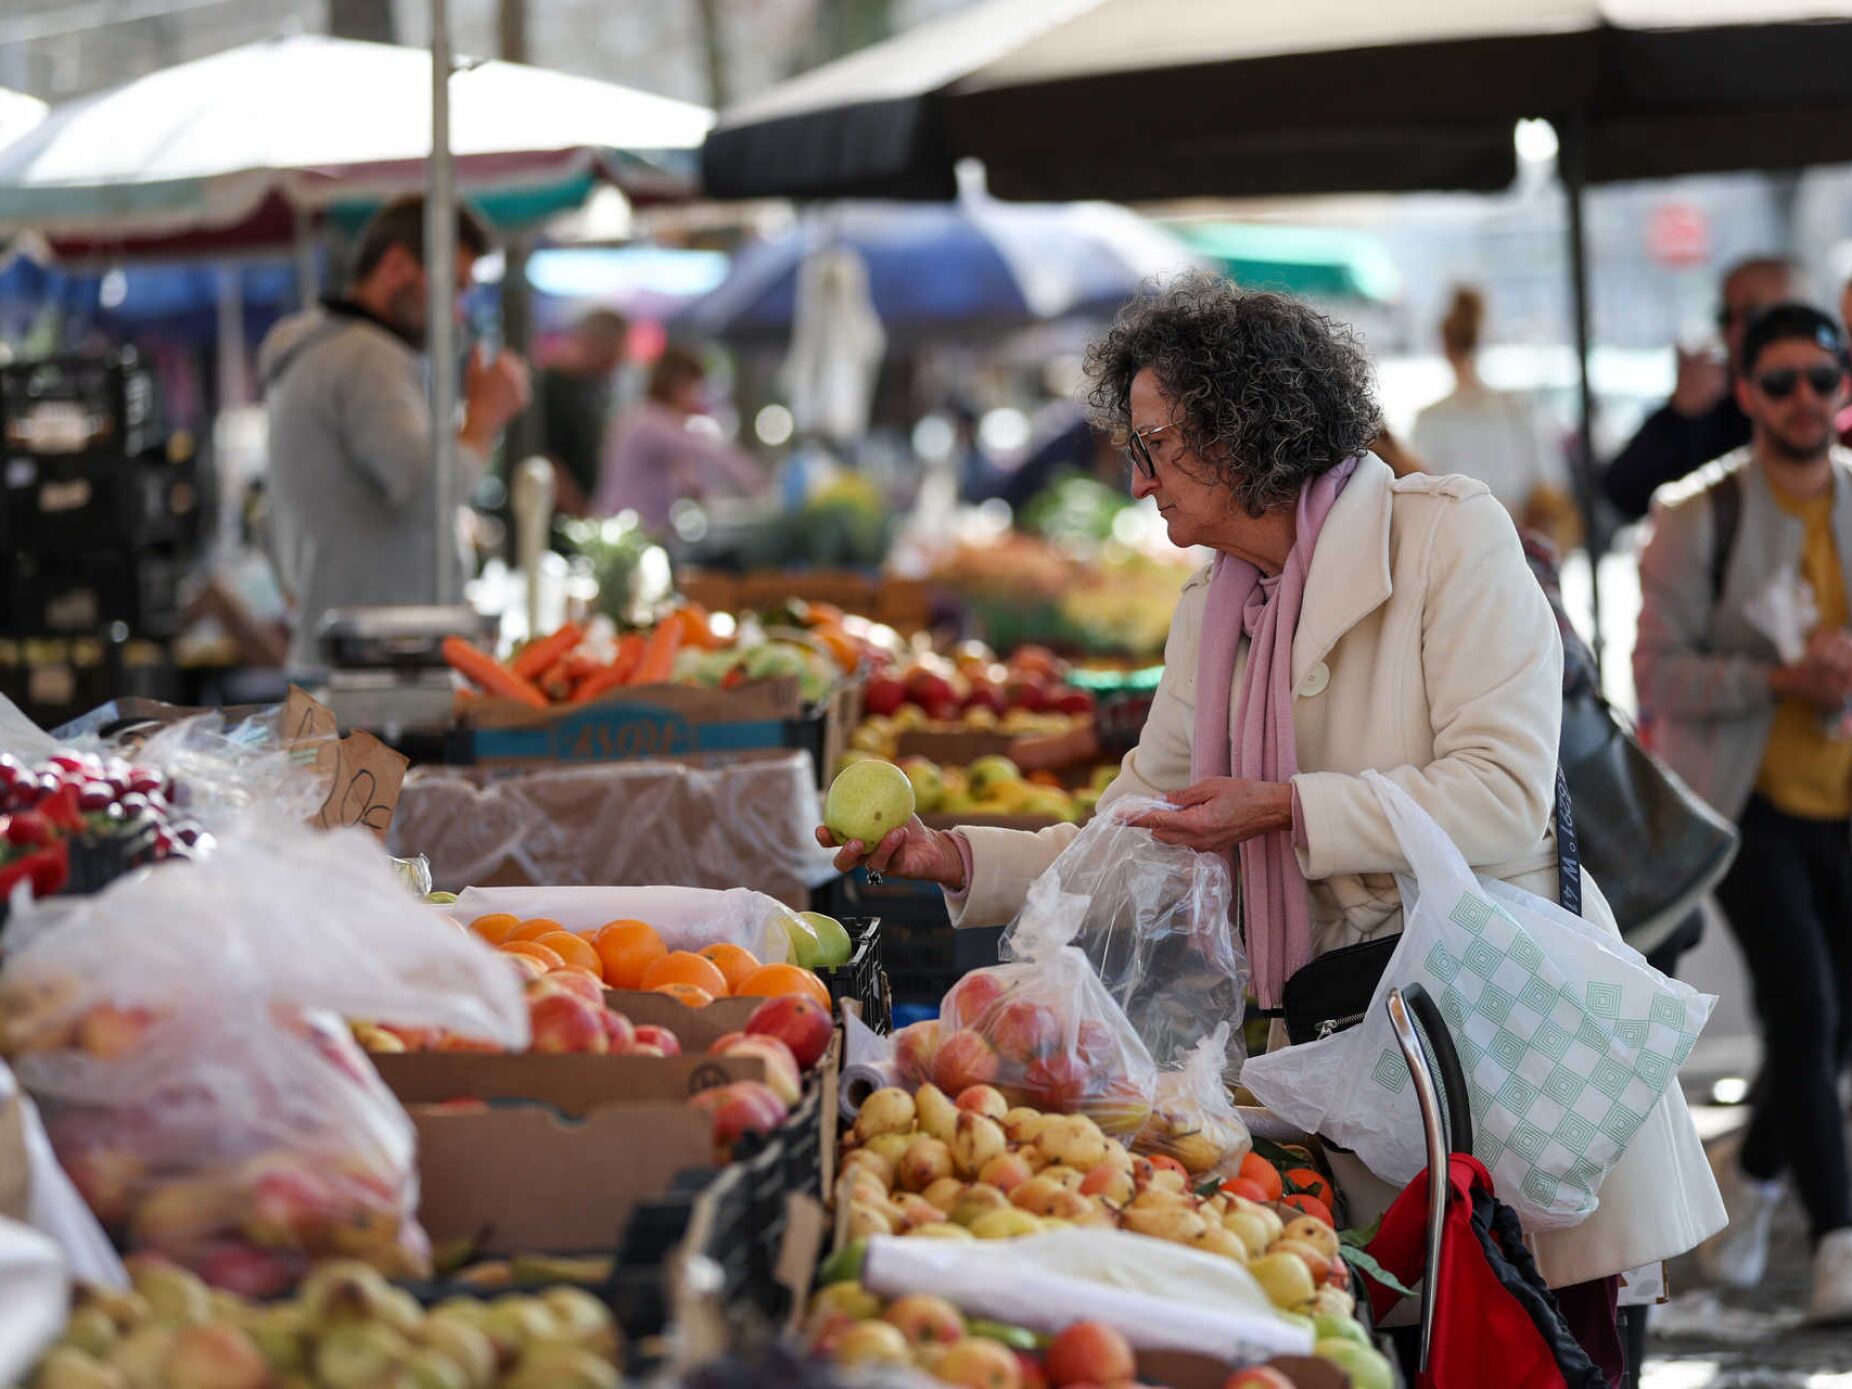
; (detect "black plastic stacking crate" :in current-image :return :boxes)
[1,352,158,462]
[7,548,184,638]
[0,452,198,552]
[815,916,889,1033]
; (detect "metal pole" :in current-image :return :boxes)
[292,204,318,309]
[428,0,458,605]
[1559,117,1605,676]
[1387,988,1450,1376]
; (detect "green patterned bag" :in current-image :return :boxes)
[1243,772,1713,1230]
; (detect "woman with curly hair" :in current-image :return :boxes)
[822,275,1719,1378]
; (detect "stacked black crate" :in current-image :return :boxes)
[0,351,197,725]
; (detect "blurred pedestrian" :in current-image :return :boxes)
[1412,287,1577,546]
[1839,275,1852,448]
[1605,256,1797,520]
[536,309,628,517]
[259,194,530,668]
[1634,302,1852,1320]
[592,345,765,532]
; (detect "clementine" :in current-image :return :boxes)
[652,983,715,1008]
[699,943,762,995]
[508,917,570,943]
[641,951,730,998]
[1280,1192,1335,1227]
[500,940,566,971]
[1238,1150,1285,1204]
[535,931,604,979]
[468,913,521,945]
[734,962,830,1010]
[1282,1167,1335,1210]
[594,920,667,990]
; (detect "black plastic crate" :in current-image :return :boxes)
[0,638,181,740]
[815,916,889,1033]
[2,353,158,462]
[8,547,184,637]
[0,453,198,552]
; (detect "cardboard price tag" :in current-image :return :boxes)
[284,686,408,840]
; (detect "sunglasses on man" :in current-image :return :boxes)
[1755,364,1847,400]
[1125,421,1180,480]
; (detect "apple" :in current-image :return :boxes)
[1222,1369,1296,1389]
[1044,1322,1134,1388]
[944,972,1009,1023]
[898,756,948,815]
[967,755,1023,798]
[988,1000,1059,1062]
[933,1029,1001,1094]
[1003,677,1049,713]
[834,1320,912,1368]
[962,681,1008,718]
[246,1161,336,1249]
[62,1147,141,1227]
[809,1281,883,1324]
[533,969,604,1008]
[745,994,832,1070]
[938,1337,1023,1389]
[164,1323,269,1389]
[1024,1054,1089,1111]
[527,993,608,1054]
[893,1020,942,1083]
[1052,688,1095,716]
[716,1036,802,1106]
[75,1004,159,1059]
[884,1293,965,1348]
[631,1023,679,1056]
[904,667,958,710]
[689,1081,786,1154]
[197,1243,294,1299]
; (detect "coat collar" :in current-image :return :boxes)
[1292,452,1394,688]
[1737,445,1852,580]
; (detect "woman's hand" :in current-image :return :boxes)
[1129,777,1294,854]
[815,816,968,890]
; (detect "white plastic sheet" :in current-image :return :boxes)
[0,1216,66,1386]
[389,753,838,900]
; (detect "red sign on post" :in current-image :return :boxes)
[1646,202,1712,268]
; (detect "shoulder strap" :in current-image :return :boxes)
[1708,469,1743,608]
[1554,765,1581,917]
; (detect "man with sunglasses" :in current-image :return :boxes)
[1635,302,1852,1321]
[1607,257,1797,521]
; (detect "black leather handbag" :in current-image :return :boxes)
[1280,769,1584,1046]
[1557,687,1740,956]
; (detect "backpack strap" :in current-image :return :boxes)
[1708,469,1743,609]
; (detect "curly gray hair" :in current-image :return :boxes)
[1085,273,1382,516]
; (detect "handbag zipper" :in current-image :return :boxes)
[1316,1011,1367,1040]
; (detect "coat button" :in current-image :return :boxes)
[1297,662,1330,698]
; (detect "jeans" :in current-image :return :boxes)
[1713,794,1852,1242]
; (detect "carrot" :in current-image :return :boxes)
[568,634,646,706]
[627,621,684,687]
[509,622,583,680]
[536,657,576,703]
[442,636,549,708]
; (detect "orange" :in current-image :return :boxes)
[1220,1177,1270,1205]
[652,983,715,1008]
[1280,1193,1334,1227]
[699,943,762,995]
[1238,1150,1284,1204]
[1282,1167,1334,1210]
[641,951,730,998]
[508,917,570,943]
[813,624,861,674]
[468,913,521,945]
[733,962,830,1010]
[500,940,566,971]
[535,931,604,979]
[594,920,666,990]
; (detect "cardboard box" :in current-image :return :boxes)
[681,571,932,634]
[459,679,805,767]
[1139,1350,1347,1389]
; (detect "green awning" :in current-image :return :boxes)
[1165,221,1401,302]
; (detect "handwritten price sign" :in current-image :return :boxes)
[284,686,409,841]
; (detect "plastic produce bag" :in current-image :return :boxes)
[999,795,1245,1077]
[0,817,527,1291]
[1135,1023,1251,1180]
[892,872,1158,1137]
[446,884,801,965]
[126,707,333,832]
[1242,773,1713,1230]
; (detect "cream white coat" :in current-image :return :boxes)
[949,456,1724,1287]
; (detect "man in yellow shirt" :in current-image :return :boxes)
[1638,303,1852,1319]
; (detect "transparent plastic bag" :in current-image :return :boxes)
[999,795,1246,1078]
[893,874,1159,1137]
[448,884,801,965]
[0,817,527,1290]
[127,708,333,832]
[1134,1023,1251,1180]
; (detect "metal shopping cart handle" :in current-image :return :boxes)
[1386,983,1474,1377]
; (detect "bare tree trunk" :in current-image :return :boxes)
[327,0,397,44]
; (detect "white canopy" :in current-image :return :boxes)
[0,35,712,241]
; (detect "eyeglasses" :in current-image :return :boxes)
[1125,421,1180,480]
[1755,364,1846,400]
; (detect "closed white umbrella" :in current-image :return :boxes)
[0,35,711,244]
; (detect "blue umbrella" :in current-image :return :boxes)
[679,188,1198,343]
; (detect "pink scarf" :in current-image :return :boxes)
[1190,457,1358,1009]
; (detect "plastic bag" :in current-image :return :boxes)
[0,816,527,1290]
[999,795,1246,1078]
[1135,1023,1251,1180]
[128,707,333,832]
[447,884,801,965]
[892,873,1158,1137]
[1242,773,1714,1230]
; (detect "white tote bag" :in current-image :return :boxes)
[1243,772,1714,1230]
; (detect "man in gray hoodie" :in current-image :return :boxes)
[259,195,530,667]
